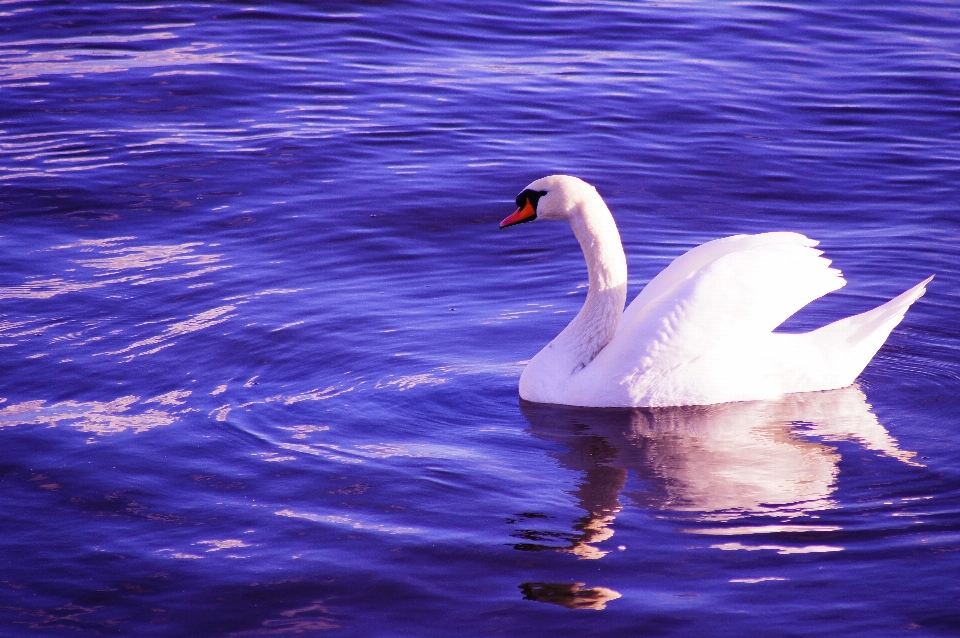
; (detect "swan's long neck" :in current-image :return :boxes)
[555,189,628,372]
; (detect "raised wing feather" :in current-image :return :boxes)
[618,232,822,334]
[586,234,846,401]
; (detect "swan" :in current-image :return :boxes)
[500,175,932,408]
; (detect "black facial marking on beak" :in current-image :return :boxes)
[500,189,548,229]
[515,189,548,211]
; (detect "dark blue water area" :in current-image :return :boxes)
[1,1,959,636]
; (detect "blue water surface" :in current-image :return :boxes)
[1,1,959,636]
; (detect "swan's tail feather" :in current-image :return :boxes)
[809,275,933,387]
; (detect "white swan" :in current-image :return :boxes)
[500,175,932,408]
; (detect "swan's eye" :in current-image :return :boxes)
[515,189,548,210]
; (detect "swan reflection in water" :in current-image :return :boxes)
[516,385,920,561]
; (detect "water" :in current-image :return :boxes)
[1,1,959,635]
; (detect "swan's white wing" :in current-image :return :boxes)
[577,235,846,406]
[618,233,844,346]
[618,232,821,335]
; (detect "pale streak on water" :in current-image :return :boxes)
[1,1,959,636]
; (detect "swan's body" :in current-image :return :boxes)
[500,175,932,408]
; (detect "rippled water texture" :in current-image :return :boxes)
[1,1,959,636]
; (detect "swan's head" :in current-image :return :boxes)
[500,175,595,229]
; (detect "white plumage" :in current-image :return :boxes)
[501,175,932,408]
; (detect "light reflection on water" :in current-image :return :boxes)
[0,394,179,435]
[0,32,235,83]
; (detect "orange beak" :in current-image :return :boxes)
[500,200,537,229]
